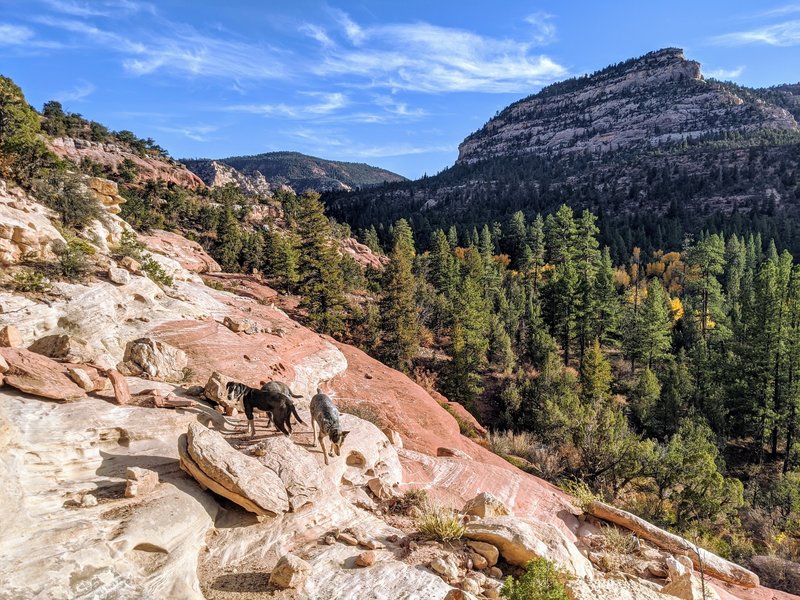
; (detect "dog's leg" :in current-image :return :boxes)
[319,433,329,465]
[248,419,256,438]
[266,411,273,429]
[311,417,317,446]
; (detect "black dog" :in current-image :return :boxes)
[226,381,304,438]
[260,381,304,429]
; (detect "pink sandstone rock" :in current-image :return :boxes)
[0,348,85,401]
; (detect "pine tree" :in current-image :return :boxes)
[380,219,419,372]
[295,192,346,335]
[215,203,243,272]
[363,225,383,254]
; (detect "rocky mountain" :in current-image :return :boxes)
[190,151,407,193]
[180,159,273,197]
[324,48,800,257]
[1,174,794,600]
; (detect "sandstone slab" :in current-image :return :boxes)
[0,325,22,348]
[254,435,323,511]
[124,466,159,498]
[0,348,85,401]
[463,491,510,518]
[120,337,187,381]
[28,334,96,363]
[179,422,289,516]
[107,369,130,405]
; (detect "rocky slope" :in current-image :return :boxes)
[457,48,798,162]
[193,151,407,193]
[1,177,797,599]
[181,159,273,197]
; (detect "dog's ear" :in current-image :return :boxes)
[340,430,351,442]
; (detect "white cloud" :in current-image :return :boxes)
[711,20,800,46]
[55,80,95,101]
[300,23,333,47]
[331,9,366,45]
[525,12,557,45]
[227,92,348,118]
[42,0,156,17]
[311,14,567,93]
[285,127,453,158]
[36,17,285,80]
[156,124,218,142]
[0,24,34,45]
[755,4,800,18]
[706,65,746,80]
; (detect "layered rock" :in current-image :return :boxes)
[137,229,221,273]
[181,159,271,197]
[50,137,205,189]
[458,48,798,163]
[0,179,65,266]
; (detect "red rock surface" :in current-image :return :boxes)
[139,229,221,273]
[50,137,205,189]
[107,369,131,405]
[339,237,388,270]
[202,273,281,304]
[0,348,85,401]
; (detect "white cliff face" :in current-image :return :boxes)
[0,179,65,266]
[182,159,272,197]
[457,48,799,163]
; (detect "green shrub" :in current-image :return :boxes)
[11,269,51,293]
[54,237,94,280]
[140,256,173,287]
[415,501,465,541]
[112,229,145,260]
[34,168,103,228]
[501,558,569,600]
[339,402,383,427]
[559,480,600,511]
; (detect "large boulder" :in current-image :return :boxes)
[0,180,65,266]
[120,337,187,381]
[138,229,221,273]
[464,516,592,578]
[178,422,289,516]
[0,348,85,401]
[0,325,22,348]
[253,435,324,511]
[28,334,96,364]
[203,371,238,413]
[462,492,510,518]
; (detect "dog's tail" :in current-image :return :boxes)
[289,391,303,398]
[290,403,305,425]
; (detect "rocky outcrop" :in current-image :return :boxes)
[588,500,760,588]
[87,176,126,215]
[179,422,289,516]
[119,338,188,381]
[269,553,311,589]
[339,237,387,270]
[0,179,65,266]
[463,516,593,577]
[28,333,96,363]
[462,491,510,518]
[137,230,221,273]
[181,159,271,197]
[50,137,205,189]
[0,347,87,401]
[458,48,799,163]
[252,435,324,511]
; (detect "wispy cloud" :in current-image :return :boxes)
[711,20,800,46]
[227,92,348,118]
[42,0,156,18]
[706,65,746,79]
[525,12,557,45]
[55,80,95,101]
[306,13,567,93]
[35,16,286,80]
[286,126,453,157]
[755,4,800,18]
[156,124,219,142]
[0,23,34,45]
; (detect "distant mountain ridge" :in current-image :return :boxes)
[184,151,407,195]
[323,48,800,257]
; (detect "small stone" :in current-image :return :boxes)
[488,566,503,578]
[108,267,131,285]
[269,553,310,589]
[338,532,360,546]
[0,325,23,348]
[67,367,95,392]
[462,576,482,595]
[647,561,668,578]
[107,369,130,405]
[431,555,460,580]
[484,585,501,599]
[364,539,383,550]
[386,534,400,544]
[364,373,373,379]
[409,505,423,518]
[119,256,141,273]
[675,555,693,570]
[184,385,204,396]
[355,551,376,567]
[462,492,509,518]
[253,445,267,457]
[368,477,397,500]
[470,552,488,570]
[467,541,499,567]
[81,494,98,507]
[437,447,472,459]
[125,467,159,498]
[323,535,337,545]
[381,428,403,448]
[408,540,419,551]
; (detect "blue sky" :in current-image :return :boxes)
[1,1,800,179]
